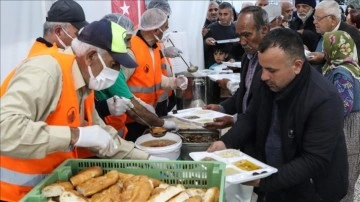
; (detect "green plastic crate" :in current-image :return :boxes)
[21,159,225,202]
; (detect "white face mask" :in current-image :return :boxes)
[87,53,119,90]
[154,28,171,43]
[55,27,75,48]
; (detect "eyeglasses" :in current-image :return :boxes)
[208,8,218,12]
[313,15,332,21]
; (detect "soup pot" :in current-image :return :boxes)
[135,132,182,160]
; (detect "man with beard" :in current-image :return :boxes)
[208,28,348,202]
[204,2,243,69]
[290,0,317,33]
[278,0,294,28]
[202,1,219,37]
[204,6,269,131]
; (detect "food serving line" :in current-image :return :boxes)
[21,64,275,202]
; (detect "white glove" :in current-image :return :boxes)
[175,75,188,90]
[148,155,170,160]
[75,125,118,156]
[134,97,156,114]
[164,46,183,58]
[163,120,178,131]
[106,95,134,116]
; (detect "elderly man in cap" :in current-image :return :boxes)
[121,8,188,141]
[39,0,88,50]
[289,0,317,34]
[0,20,151,201]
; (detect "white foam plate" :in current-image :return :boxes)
[207,73,240,82]
[189,149,278,184]
[168,107,231,126]
[222,61,241,68]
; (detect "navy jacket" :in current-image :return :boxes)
[221,62,348,201]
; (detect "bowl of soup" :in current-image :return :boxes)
[135,132,182,160]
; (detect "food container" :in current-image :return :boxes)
[135,132,182,160]
[178,129,220,160]
[189,149,278,184]
[175,71,220,110]
[21,159,226,202]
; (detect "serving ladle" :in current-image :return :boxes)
[129,108,167,138]
[168,39,199,73]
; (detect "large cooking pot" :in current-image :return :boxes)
[175,71,220,110]
[178,129,220,160]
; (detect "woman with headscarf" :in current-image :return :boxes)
[322,30,360,201]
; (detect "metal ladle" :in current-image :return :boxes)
[129,108,167,138]
[168,39,199,73]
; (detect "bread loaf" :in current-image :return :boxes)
[70,166,102,186]
[42,181,74,197]
[167,191,190,202]
[89,184,121,202]
[202,187,220,202]
[76,170,119,196]
[59,190,88,202]
[147,184,185,202]
[121,175,153,202]
[185,195,203,202]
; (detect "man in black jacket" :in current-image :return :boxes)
[208,28,348,202]
[204,6,269,129]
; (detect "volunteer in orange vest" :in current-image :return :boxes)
[147,0,185,117]
[121,8,188,141]
[0,19,152,201]
[95,13,177,140]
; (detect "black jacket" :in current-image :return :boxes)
[221,62,348,201]
[220,54,262,114]
[290,11,316,33]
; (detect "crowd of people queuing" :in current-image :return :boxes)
[0,0,359,201]
[203,0,360,201]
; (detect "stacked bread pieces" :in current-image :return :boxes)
[41,166,220,202]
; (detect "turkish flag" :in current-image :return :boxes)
[111,0,145,25]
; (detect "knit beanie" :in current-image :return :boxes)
[295,0,316,8]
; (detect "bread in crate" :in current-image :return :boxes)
[41,166,220,202]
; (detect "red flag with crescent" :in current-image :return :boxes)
[111,0,145,25]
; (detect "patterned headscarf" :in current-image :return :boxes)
[322,31,360,79]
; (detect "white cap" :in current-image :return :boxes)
[263,4,282,22]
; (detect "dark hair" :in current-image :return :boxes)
[345,4,355,16]
[219,2,233,10]
[258,28,305,62]
[211,44,231,54]
[349,8,360,29]
[239,6,268,31]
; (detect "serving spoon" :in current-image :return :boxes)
[168,38,198,73]
[129,107,167,138]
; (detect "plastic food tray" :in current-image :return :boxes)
[21,159,226,202]
[168,107,232,126]
[221,61,241,68]
[190,149,278,184]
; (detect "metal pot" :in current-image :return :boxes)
[178,129,220,160]
[175,71,220,110]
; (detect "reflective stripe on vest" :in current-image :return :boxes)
[127,36,164,106]
[128,83,162,94]
[0,167,48,187]
[0,43,94,201]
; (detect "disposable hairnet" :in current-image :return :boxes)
[102,13,134,33]
[147,0,172,16]
[139,8,167,31]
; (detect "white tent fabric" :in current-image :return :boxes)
[0,1,208,82]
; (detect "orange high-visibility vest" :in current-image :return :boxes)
[0,44,94,201]
[127,36,164,106]
[104,115,128,138]
[1,40,94,159]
